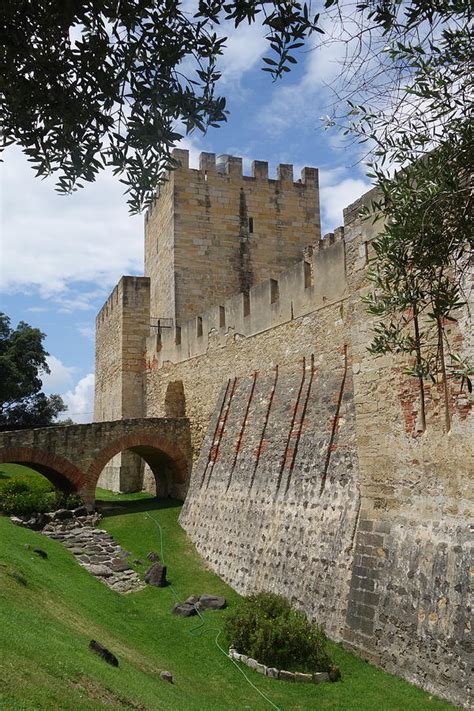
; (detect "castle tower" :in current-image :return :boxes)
[144,150,321,325]
[95,150,321,492]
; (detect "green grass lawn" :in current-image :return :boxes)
[0,466,459,710]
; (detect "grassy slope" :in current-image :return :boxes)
[0,467,458,710]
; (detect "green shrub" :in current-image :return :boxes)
[224,592,332,673]
[0,479,83,516]
[1,491,56,516]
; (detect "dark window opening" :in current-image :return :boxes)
[248,217,254,233]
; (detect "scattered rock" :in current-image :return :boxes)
[107,558,132,573]
[197,594,226,610]
[9,571,27,586]
[86,564,114,577]
[146,551,160,562]
[185,595,200,605]
[159,671,173,683]
[53,509,73,521]
[10,516,25,527]
[89,640,119,667]
[172,602,197,617]
[33,548,48,559]
[144,562,167,587]
[72,506,88,517]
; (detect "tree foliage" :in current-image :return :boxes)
[1,0,319,213]
[334,0,473,427]
[0,313,67,428]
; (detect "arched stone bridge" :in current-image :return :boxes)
[0,418,192,507]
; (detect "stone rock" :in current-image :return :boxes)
[108,558,132,573]
[295,672,313,683]
[185,595,200,605]
[197,594,226,610]
[312,672,329,684]
[147,551,160,562]
[33,548,48,559]
[266,668,279,679]
[172,602,197,617]
[159,671,173,683]
[87,564,113,577]
[246,658,259,670]
[10,516,24,527]
[72,506,88,517]
[23,543,31,550]
[279,670,295,682]
[53,509,73,521]
[255,662,267,675]
[144,563,167,587]
[89,640,118,667]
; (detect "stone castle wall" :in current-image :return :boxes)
[95,276,150,491]
[94,154,473,708]
[144,150,321,324]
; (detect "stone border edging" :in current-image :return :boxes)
[228,648,330,684]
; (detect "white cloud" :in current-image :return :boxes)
[41,355,76,393]
[0,148,143,296]
[219,22,267,85]
[59,373,95,424]
[77,323,95,341]
[320,176,371,230]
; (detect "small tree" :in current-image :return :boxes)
[0,313,67,428]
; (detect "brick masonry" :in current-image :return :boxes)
[93,151,473,708]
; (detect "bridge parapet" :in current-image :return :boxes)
[0,418,192,506]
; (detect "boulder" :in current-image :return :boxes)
[10,516,24,527]
[266,668,279,679]
[172,602,197,617]
[197,594,226,610]
[159,671,173,683]
[185,595,200,605]
[144,562,167,587]
[89,640,118,667]
[72,506,88,517]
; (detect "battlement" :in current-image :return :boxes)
[96,276,150,326]
[146,228,345,366]
[145,149,319,223]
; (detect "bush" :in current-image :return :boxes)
[0,491,56,516]
[224,592,332,673]
[0,478,83,516]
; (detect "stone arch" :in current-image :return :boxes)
[0,446,86,493]
[164,380,186,417]
[83,432,190,504]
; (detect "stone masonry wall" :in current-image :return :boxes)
[94,276,151,491]
[144,150,321,325]
[180,361,359,640]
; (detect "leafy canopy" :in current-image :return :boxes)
[1,1,319,213]
[0,313,67,428]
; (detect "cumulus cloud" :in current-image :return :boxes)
[319,169,371,231]
[0,148,143,296]
[41,356,76,393]
[59,373,95,424]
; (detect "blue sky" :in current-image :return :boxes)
[0,14,371,422]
